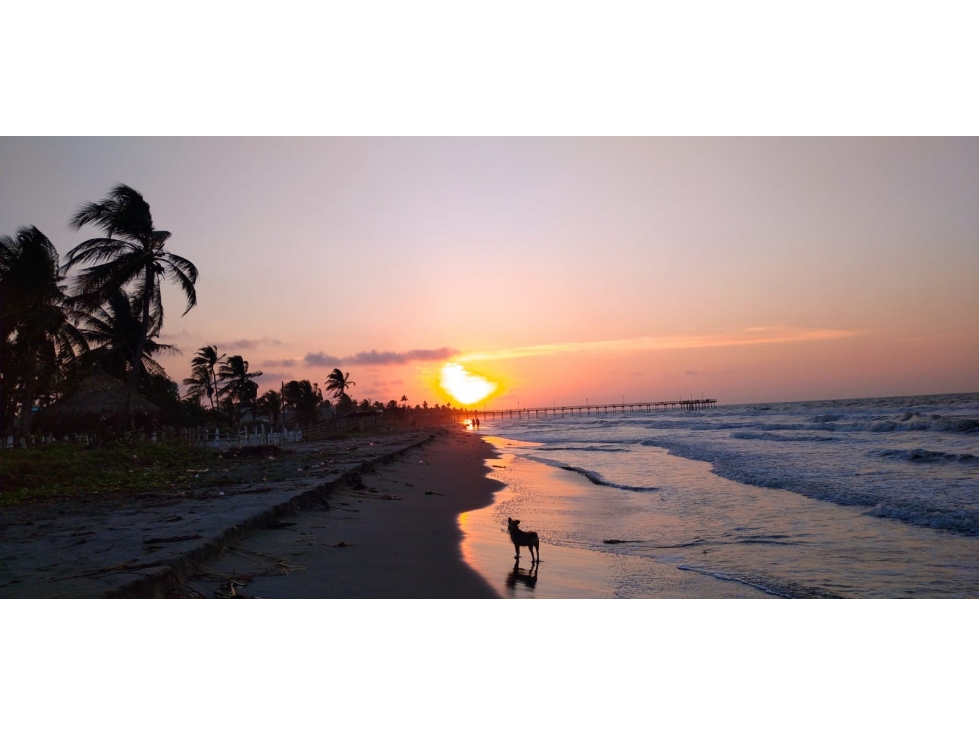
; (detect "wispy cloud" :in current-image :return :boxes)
[264,358,298,367]
[459,328,860,362]
[305,347,459,367]
[223,337,283,350]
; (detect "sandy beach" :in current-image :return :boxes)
[172,425,504,598]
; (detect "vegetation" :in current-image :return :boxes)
[66,184,198,428]
[326,368,355,399]
[282,379,323,426]
[183,345,223,410]
[0,440,219,506]
[2,182,467,453]
[216,355,262,424]
[1,227,87,441]
[74,287,179,386]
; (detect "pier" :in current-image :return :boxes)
[468,399,717,421]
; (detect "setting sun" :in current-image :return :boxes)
[438,362,498,405]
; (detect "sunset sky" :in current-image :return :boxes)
[2,137,976,407]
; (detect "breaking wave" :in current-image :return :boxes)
[871,448,979,464]
[731,431,836,443]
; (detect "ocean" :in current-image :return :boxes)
[474,393,979,598]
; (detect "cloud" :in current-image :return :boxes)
[372,379,405,387]
[304,347,459,367]
[303,352,343,366]
[256,372,292,383]
[459,328,860,362]
[264,358,298,367]
[685,370,701,376]
[222,337,283,350]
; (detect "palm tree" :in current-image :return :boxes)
[1,226,88,441]
[188,345,223,410]
[66,184,198,427]
[182,364,214,409]
[255,389,284,429]
[74,288,180,387]
[326,368,356,399]
[334,392,355,416]
[217,355,262,424]
[400,394,409,409]
[281,380,322,427]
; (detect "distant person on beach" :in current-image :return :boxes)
[475,418,480,430]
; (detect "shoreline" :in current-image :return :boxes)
[462,434,769,598]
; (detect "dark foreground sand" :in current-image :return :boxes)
[173,427,504,598]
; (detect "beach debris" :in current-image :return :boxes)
[603,539,641,544]
[405,483,414,487]
[335,541,352,547]
[379,494,401,500]
[269,521,297,529]
[424,491,446,496]
[216,578,249,598]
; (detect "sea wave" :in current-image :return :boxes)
[809,414,843,423]
[637,436,979,535]
[519,452,658,491]
[731,431,835,443]
[862,503,979,533]
[675,565,841,599]
[871,448,979,463]
[533,445,630,453]
[558,464,659,492]
[853,415,979,433]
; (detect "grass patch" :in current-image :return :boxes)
[0,441,222,506]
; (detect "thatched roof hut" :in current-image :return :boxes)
[35,372,165,434]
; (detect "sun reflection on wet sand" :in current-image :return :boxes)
[460,437,768,598]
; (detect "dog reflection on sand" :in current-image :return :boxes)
[506,560,539,590]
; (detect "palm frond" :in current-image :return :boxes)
[64,238,136,268]
[162,256,198,314]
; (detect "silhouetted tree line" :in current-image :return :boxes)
[2,184,468,446]
[2,185,198,444]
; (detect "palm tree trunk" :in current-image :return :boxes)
[209,366,218,411]
[122,269,153,430]
[17,343,38,444]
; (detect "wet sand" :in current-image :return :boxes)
[463,436,769,598]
